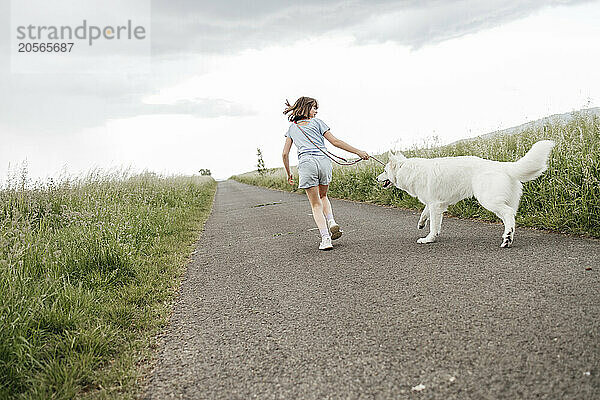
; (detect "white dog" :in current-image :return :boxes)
[377,140,555,247]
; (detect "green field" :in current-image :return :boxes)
[233,112,600,237]
[0,171,216,399]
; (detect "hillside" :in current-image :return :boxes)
[452,107,600,145]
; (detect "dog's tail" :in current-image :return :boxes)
[506,140,555,182]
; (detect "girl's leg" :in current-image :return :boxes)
[318,185,334,220]
[319,184,342,240]
[305,186,328,234]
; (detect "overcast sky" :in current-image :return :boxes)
[2,0,600,182]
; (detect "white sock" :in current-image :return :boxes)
[319,228,330,238]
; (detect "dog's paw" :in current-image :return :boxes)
[417,237,435,244]
[500,239,512,248]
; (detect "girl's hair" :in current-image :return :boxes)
[283,97,318,122]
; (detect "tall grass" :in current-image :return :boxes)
[233,111,600,237]
[0,169,216,399]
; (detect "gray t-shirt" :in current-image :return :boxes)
[284,118,330,159]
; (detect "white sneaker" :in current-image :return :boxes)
[319,236,333,250]
[328,220,343,240]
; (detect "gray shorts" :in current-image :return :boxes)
[298,155,332,189]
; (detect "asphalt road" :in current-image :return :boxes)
[144,179,599,399]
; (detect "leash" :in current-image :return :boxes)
[294,122,386,166]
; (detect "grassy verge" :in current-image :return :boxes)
[233,111,600,237]
[0,171,217,399]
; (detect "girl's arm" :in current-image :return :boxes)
[282,137,294,185]
[323,130,369,160]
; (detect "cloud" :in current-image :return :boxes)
[150,0,593,54]
[350,0,595,48]
[0,79,255,135]
[3,1,591,56]
[114,98,256,119]
[0,0,592,136]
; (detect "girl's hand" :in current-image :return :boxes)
[358,150,370,160]
[287,175,294,185]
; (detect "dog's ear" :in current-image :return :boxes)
[389,152,406,163]
[388,150,406,160]
[387,152,406,175]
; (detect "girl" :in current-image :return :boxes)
[282,97,369,250]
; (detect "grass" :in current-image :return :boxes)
[0,169,217,399]
[232,111,600,237]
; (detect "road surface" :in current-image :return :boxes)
[144,180,599,399]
